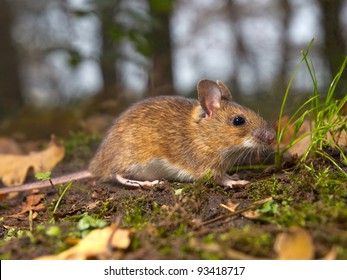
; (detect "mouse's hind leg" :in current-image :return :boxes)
[115,174,164,188]
[215,174,249,188]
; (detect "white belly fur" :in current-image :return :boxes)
[126,158,196,182]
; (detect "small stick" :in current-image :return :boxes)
[200,197,272,226]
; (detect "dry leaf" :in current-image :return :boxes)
[64,237,81,245]
[326,116,347,147]
[287,134,312,157]
[86,201,100,210]
[36,226,132,260]
[274,227,314,260]
[0,137,22,154]
[220,200,261,219]
[0,136,65,186]
[321,246,337,260]
[220,199,239,212]
[160,205,170,211]
[275,115,311,157]
[9,193,45,218]
[242,209,261,219]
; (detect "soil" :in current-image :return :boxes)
[1,136,347,260]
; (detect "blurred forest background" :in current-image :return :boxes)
[0,0,346,138]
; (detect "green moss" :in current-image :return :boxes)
[0,252,12,260]
[244,165,347,233]
[336,246,347,259]
[219,226,274,258]
[121,196,151,229]
[45,226,62,237]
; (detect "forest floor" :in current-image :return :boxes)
[0,131,347,260]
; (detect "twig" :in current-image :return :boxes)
[201,197,272,226]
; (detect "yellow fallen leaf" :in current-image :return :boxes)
[275,115,311,157]
[0,136,65,186]
[321,246,337,260]
[220,199,239,212]
[274,227,314,260]
[36,226,131,260]
[0,137,22,154]
[242,209,261,219]
[326,116,347,147]
[220,200,261,219]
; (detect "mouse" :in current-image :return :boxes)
[0,79,276,194]
[88,79,276,188]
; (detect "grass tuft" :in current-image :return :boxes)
[276,39,347,177]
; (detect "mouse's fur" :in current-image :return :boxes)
[89,80,275,187]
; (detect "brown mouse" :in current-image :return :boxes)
[89,79,275,188]
[0,79,275,194]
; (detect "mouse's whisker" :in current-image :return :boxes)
[245,149,254,166]
[248,149,255,166]
[233,148,250,170]
[219,149,240,172]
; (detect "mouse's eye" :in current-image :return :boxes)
[232,115,246,126]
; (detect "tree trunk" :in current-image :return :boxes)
[0,0,24,118]
[317,0,347,96]
[146,0,175,97]
[274,0,292,96]
[98,2,121,100]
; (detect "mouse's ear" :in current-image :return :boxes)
[216,80,233,100]
[197,80,233,117]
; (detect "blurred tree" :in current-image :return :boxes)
[97,0,122,99]
[276,0,292,95]
[10,0,88,105]
[225,1,261,97]
[92,0,176,99]
[2,0,346,109]
[316,0,347,96]
[0,0,24,118]
[226,0,244,94]
[146,0,175,97]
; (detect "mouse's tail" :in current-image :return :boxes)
[0,170,93,195]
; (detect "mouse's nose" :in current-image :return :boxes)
[264,129,276,144]
[252,127,276,145]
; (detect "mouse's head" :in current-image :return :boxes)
[197,79,276,151]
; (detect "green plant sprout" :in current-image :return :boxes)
[49,182,73,223]
[35,172,75,223]
[35,172,54,188]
